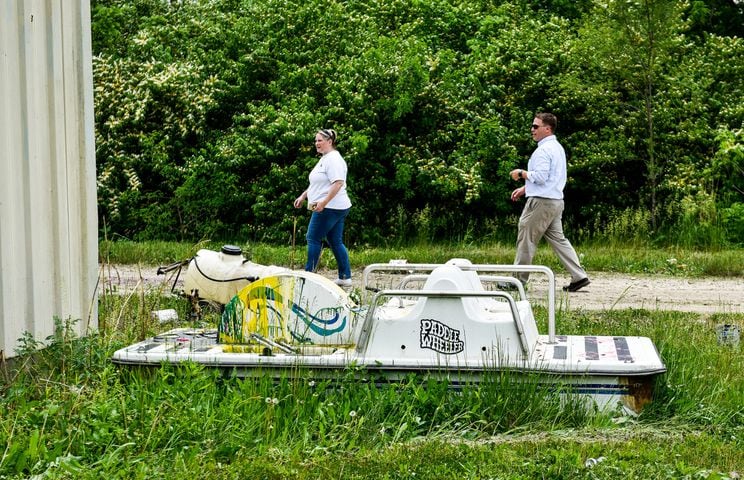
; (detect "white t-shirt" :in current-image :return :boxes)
[307,150,352,209]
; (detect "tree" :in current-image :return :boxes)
[559,0,689,229]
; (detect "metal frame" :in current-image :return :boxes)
[362,263,556,342]
[356,289,531,357]
[394,274,527,301]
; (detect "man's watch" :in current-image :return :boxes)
[518,169,523,179]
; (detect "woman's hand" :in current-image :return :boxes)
[294,192,307,209]
[312,180,344,212]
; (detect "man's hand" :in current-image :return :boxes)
[510,186,525,202]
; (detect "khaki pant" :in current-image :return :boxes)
[515,197,587,283]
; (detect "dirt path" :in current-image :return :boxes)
[524,271,743,314]
[103,265,744,314]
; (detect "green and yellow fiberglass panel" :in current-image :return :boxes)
[219,272,358,347]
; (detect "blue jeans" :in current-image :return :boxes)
[305,207,351,279]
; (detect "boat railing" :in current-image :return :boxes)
[394,274,527,302]
[356,289,530,357]
[362,263,556,342]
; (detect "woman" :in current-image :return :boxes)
[293,129,352,286]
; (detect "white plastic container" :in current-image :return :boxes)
[183,245,288,305]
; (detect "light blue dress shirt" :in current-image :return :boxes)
[525,135,566,200]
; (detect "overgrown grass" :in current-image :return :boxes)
[2,285,742,478]
[100,240,744,277]
[3,241,744,477]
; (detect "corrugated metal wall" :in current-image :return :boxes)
[0,0,98,359]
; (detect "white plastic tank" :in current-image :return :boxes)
[183,245,288,305]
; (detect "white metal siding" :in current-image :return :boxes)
[1,0,97,359]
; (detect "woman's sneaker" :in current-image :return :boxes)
[334,278,352,287]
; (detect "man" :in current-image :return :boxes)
[509,113,590,292]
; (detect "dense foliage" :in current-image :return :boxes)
[92,0,744,246]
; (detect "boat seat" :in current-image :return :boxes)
[421,265,506,320]
[363,263,537,360]
[422,264,538,348]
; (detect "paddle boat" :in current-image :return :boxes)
[113,253,667,414]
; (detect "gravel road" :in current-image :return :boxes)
[101,264,744,314]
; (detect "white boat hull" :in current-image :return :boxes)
[113,259,666,414]
[112,327,662,413]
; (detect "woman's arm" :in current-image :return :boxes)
[293,189,308,208]
[313,180,344,211]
